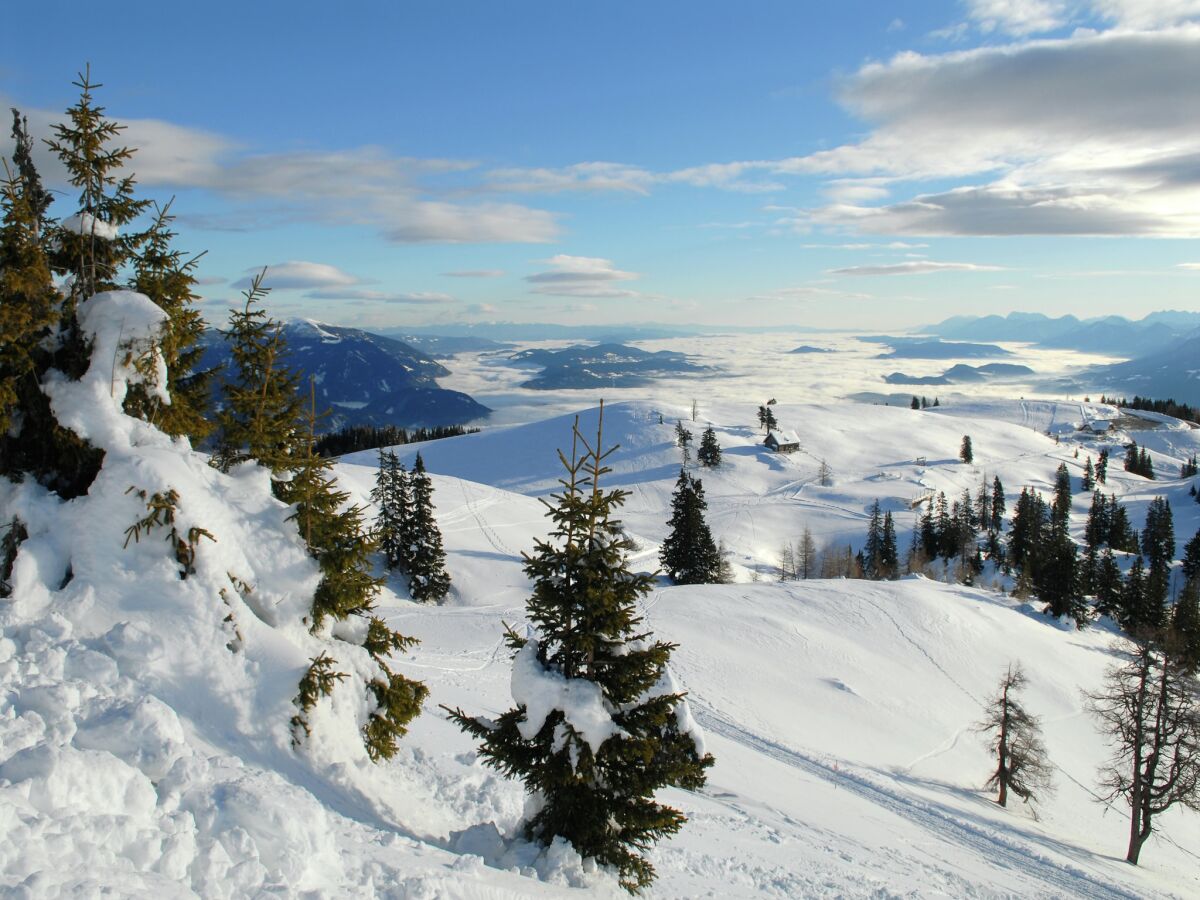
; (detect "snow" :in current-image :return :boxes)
[510,641,624,760]
[6,298,1200,898]
[60,212,121,241]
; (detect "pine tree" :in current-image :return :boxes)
[44,67,150,350]
[697,426,721,467]
[1141,497,1174,628]
[1094,549,1124,619]
[660,469,721,584]
[284,382,382,627]
[911,395,920,410]
[9,110,52,234]
[444,407,713,890]
[371,449,409,570]
[1051,463,1072,527]
[1182,529,1200,585]
[880,511,899,580]
[1172,580,1200,673]
[124,200,212,442]
[975,664,1053,808]
[1121,556,1149,631]
[402,453,451,603]
[675,420,693,465]
[211,272,305,483]
[989,476,1006,535]
[960,435,974,464]
[862,499,883,580]
[1096,448,1109,485]
[286,384,427,758]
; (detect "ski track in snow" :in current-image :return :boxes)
[693,705,1140,900]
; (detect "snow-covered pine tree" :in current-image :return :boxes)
[402,453,451,603]
[445,405,713,890]
[975,663,1052,808]
[660,468,721,584]
[0,81,150,498]
[124,201,213,442]
[697,425,721,467]
[371,448,409,571]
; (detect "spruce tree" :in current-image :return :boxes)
[1094,549,1124,620]
[989,476,1006,535]
[211,272,304,483]
[863,499,883,580]
[880,511,899,580]
[975,664,1052,808]
[1051,463,1072,527]
[44,67,150,350]
[697,425,721,467]
[371,448,409,571]
[1182,529,1200,585]
[1096,448,1109,485]
[1172,580,1200,673]
[960,435,974,464]
[445,407,713,891]
[403,453,451,603]
[660,468,721,584]
[1141,497,1174,628]
[124,200,212,442]
[1082,457,1095,492]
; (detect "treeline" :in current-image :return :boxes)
[1100,394,1200,425]
[316,423,479,457]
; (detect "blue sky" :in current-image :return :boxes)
[4,0,1200,330]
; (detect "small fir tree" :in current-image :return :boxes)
[960,435,974,464]
[697,426,722,467]
[975,664,1053,808]
[402,453,452,603]
[1096,448,1109,485]
[444,406,713,890]
[211,272,305,484]
[675,420,693,465]
[124,200,213,442]
[1082,457,1095,492]
[660,468,722,584]
[371,448,410,571]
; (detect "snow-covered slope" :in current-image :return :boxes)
[6,333,1200,898]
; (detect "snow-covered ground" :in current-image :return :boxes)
[5,317,1200,899]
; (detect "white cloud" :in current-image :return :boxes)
[801,241,928,250]
[441,269,506,278]
[964,0,1068,35]
[830,261,1006,276]
[794,26,1200,237]
[1177,262,1200,270]
[304,288,456,305]
[487,162,655,194]
[1,99,559,245]
[234,261,358,290]
[464,303,500,315]
[524,255,641,298]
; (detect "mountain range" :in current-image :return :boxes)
[507,342,708,389]
[198,320,491,432]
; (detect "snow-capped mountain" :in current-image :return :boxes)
[198,319,491,431]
